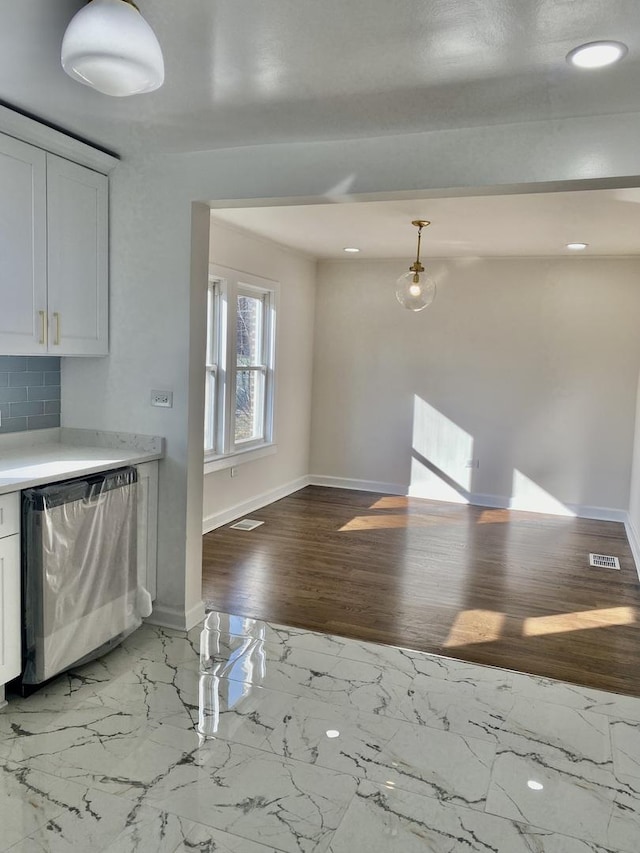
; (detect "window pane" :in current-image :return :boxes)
[204,369,216,451]
[236,294,263,367]
[235,369,264,443]
[206,286,214,363]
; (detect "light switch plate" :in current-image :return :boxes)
[151,390,173,408]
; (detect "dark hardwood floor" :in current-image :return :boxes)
[202,486,640,696]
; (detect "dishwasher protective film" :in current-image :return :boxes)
[22,467,144,685]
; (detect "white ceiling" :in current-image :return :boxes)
[1,1,640,156]
[210,188,640,258]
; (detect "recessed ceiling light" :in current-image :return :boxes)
[325,729,340,738]
[527,780,544,791]
[343,247,360,253]
[566,242,588,251]
[566,41,627,69]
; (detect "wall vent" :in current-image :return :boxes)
[589,553,620,570]
[230,518,264,531]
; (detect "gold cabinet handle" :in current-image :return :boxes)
[53,312,60,346]
[38,310,47,346]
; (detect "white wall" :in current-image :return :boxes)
[62,165,211,630]
[203,220,316,530]
[311,257,640,515]
[60,111,640,628]
[628,369,640,566]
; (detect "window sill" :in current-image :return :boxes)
[204,443,277,474]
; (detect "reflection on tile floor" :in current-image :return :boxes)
[1,610,640,851]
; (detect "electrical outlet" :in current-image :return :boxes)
[465,459,480,469]
[151,390,173,408]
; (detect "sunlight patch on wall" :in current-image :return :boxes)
[511,470,576,516]
[409,395,474,503]
[523,606,635,637]
[443,609,506,648]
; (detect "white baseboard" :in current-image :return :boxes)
[185,600,207,630]
[146,599,206,632]
[308,475,626,522]
[202,476,310,534]
[308,475,407,495]
[624,514,640,581]
[562,504,627,523]
[504,494,625,521]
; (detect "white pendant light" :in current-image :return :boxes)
[61,0,164,97]
[396,220,436,312]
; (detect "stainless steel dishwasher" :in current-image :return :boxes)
[21,467,140,686]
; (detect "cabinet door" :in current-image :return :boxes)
[0,135,47,354]
[47,154,108,356]
[0,533,21,685]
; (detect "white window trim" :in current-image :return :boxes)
[204,278,222,454]
[204,264,278,471]
[204,442,278,474]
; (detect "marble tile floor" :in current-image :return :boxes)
[1,611,640,852]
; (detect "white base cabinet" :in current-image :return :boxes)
[0,493,21,697]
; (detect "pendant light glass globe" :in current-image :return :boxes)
[396,220,436,312]
[61,0,164,97]
[395,269,436,312]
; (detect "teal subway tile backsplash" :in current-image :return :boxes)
[9,371,46,387]
[28,385,61,402]
[0,355,61,433]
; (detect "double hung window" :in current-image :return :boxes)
[205,266,276,467]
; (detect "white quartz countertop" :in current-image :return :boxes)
[0,428,164,495]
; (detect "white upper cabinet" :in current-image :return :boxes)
[0,135,47,354]
[0,133,109,357]
[47,155,108,356]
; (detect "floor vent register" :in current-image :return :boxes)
[588,553,621,570]
[230,518,264,531]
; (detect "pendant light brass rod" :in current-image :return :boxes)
[416,226,423,265]
[409,220,430,273]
